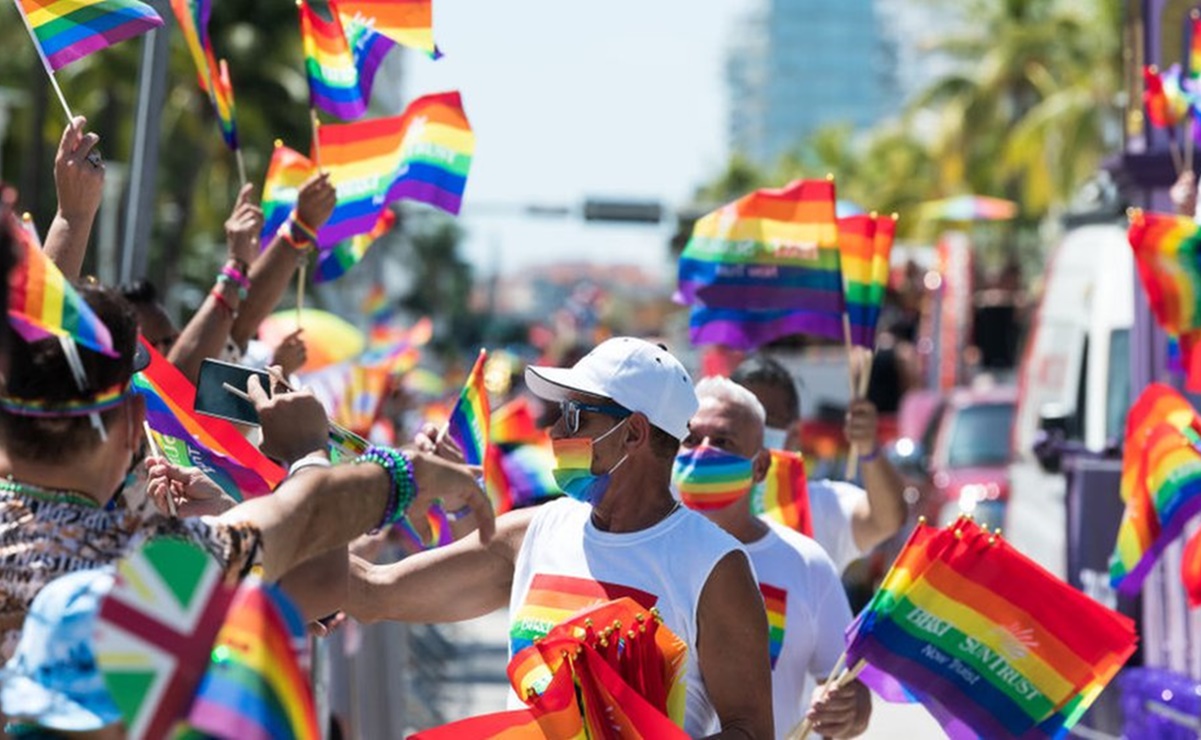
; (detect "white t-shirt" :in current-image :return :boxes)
[508,497,745,737]
[747,519,853,739]
[807,479,867,573]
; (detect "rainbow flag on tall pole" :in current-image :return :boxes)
[299,0,396,121]
[840,212,898,349]
[14,0,163,120]
[843,518,1136,740]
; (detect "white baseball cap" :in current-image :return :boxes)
[525,337,698,440]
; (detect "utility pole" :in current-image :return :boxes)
[120,0,172,283]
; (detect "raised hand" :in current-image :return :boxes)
[271,329,308,377]
[225,183,265,266]
[295,172,337,231]
[54,116,104,223]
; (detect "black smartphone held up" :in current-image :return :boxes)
[194,359,273,426]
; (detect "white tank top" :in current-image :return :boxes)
[508,497,745,737]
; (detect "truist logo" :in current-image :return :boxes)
[993,622,1039,663]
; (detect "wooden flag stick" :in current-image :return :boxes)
[843,316,862,480]
[296,258,307,329]
[142,421,176,517]
[11,0,74,122]
[235,147,248,188]
[310,108,323,168]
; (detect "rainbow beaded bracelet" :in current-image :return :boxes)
[356,446,418,533]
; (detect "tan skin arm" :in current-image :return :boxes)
[277,546,349,621]
[229,174,335,350]
[44,117,105,279]
[347,507,535,624]
[846,399,907,552]
[697,550,775,740]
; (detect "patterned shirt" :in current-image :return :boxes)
[0,485,258,660]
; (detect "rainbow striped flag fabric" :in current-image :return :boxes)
[187,580,320,740]
[16,0,163,71]
[841,213,897,348]
[260,143,316,239]
[336,0,440,59]
[1128,210,1201,336]
[677,179,842,315]
[168,0,213,92]
[1109,384,1201,597]
[299,0,395,120]
[314,209,396,282]
[1143,65,1190,128]
[133,339,284,499]
[679,180,843,349]
[446,349,489,466]
[210,54,239,150]
[1191,13,1201,82]
[751,450,813,537]
[848,518,1137,739]
[262,92,473,246]
[7,222,115,357]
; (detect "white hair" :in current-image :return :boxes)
[695,376,767,427]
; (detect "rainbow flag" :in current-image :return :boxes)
[261,143,316,239]
[1118,383,1201,504]
[361,282,389,320]
[492,397,545,446]
[336,0,440,59]
[299,0,395,120]
[446,349,489,466]
[677,179,842,320]
[16,0,163,71]
[1128,209,1201,336]
[1110,420,1201,595]
[133,339,284,499]
[315,91,474,242]
[188,580,320,740]
[849,519,1137,739]
[1191,13,1201,81]
[1143,65,1190,128]
[314,209,396,283]
[688,305,827,351]
[752,450,813,537]
[841,213,897,348]
[1184,527,1201,607]
[210,54,239,150]
[493,442,560,508]
[168,0,212,92]
[7,224,115,357]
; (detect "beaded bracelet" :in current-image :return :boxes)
[356,446,419,533]
[215,274,249,301]
[220,263,251,291]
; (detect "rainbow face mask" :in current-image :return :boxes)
[551,420,628,506]
[672,443,755,511]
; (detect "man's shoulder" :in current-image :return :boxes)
[807,478,867,500]
[674,506,746,555]
[759,519,838,571]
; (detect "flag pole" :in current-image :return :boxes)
[11,0,74,122]
[296,109,319,329]
[843,315,862,480]
[235,147,248,187]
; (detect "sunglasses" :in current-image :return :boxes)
[559,399,631,435]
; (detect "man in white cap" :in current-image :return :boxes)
[348,337,774,739]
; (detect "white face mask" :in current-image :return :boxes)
[763,426,789,452]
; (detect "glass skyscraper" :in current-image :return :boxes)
[727,0,900,165]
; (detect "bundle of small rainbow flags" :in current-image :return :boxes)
[845,517,1137,739]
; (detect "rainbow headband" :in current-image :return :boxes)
[0,382,131,418]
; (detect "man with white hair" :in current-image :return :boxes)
[348,338,774,738]
[674,376,872,739]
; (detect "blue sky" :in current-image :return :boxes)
[405,0,739,278]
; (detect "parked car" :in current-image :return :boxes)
[890,383,1019,532]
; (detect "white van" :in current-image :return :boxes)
[1006,223,1133,579]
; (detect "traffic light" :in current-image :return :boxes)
[582,199,664,224]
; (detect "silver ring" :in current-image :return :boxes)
[85,150,103,168]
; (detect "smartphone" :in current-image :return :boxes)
[194,359,273,426]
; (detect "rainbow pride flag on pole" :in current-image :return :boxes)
[751,450,813,537]
[7,223,115,357]
[187,580,320,740]
[841,213,897,348]
[262,92,473,246]
[848,518,1137,739]
[678,180,844,348]
[1128,209,1201,336]
[16,0,163,71]
[446,349,489,466]
[336,0,440,59]
[133,340,284,499]
[299,0,395,120]
[1143,65,1190,128]
[169,0,213,92]
[211,55,239,150]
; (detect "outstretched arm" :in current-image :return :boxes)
[847,399,907,552]
[44,117,105,278]
[230,173,335,350]
[347,507,535,624]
